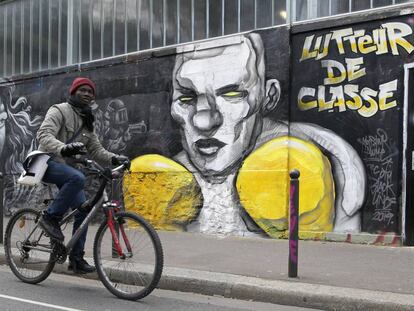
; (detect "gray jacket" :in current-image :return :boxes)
[37,102,116,165]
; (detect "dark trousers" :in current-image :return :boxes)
[42,159,88,260]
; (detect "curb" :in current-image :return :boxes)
[1,249,414,311]
[158,268,414,311]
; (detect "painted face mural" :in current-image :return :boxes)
[4,23,388,241]
[171,35,278,177]
[124,31,366,237]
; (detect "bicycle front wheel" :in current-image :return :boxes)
[93,211,164,300]
[4,208,55,284]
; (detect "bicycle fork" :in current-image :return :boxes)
[105,203,132,259]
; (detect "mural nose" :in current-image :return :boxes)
[192,110,222,131]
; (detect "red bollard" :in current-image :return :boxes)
[288,169,300,278]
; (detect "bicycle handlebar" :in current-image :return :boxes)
[71,158,130,212]
[112,160,131,173]
[72,157,131,177]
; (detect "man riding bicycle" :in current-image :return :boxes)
[37,77,128,274]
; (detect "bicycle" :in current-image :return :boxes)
[4,158,164,300]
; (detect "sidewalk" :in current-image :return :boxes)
[2,219,414,311]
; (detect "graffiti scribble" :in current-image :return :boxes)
[358,128,396,226]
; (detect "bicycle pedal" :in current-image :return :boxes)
[51,239,64,246]
[52,241,67,264]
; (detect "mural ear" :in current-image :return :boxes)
[264,79,281,113]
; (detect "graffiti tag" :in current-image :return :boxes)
[300,22,414,61]
[358,128,396,225]
[297,22,414,117]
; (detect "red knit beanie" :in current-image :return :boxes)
[69,77,96,95]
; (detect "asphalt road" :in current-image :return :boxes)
[0,265,319,311]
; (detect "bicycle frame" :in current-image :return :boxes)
[6,157,163,300]
[27,160,131,259]
[62,196,104,255]
[66,160,131,258]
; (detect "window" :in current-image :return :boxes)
[0,0,411,77]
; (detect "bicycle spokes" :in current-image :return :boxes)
[4,209,56,284]
[94,212,164,300]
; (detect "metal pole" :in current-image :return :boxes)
[67,0,74,65]
[113,0,116,55]
[89,0,93,60]
[206,0,209,38]
[237,0,240,32]
[253,0,257,29]
[39,0,43,70]
[20,0,24,74]
[124,0,128,53]
[48,0,52,68]
[221,0,224,36]
[163,0,166,47]
[288,169,300,278]
[149,0,153,49]
[177,0,180,43]
[100,0,104,59]
[137,0,141,50]
[79,0,82,62]
[191,0,194,41]
[29,0,33,72]
[58,0,62,67]
[11,3,15,75]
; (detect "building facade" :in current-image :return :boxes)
[1,0,412,77]
[1,1,414,245]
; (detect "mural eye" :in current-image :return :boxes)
[222,91,247,99]
[178,95,194,103]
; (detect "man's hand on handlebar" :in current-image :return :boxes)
[111,154,129,166]
[61,142,87,157]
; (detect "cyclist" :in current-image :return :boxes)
[37,77,128,274]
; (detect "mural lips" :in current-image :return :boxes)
[195,138,226,156]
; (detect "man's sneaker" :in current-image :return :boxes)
[68,258,96,274]
[39,212,64,241]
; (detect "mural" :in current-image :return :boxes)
[0,80,44,213]
[291,17,414,235]
[2,13,414,241]
[124,32,366,238]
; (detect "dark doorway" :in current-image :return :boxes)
[404,65,414,246]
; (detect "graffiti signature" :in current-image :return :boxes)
[358,128,396,226]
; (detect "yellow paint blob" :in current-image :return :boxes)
[236,136,335,238]
[123,154,202,230]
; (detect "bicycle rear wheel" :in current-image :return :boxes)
[4,208,55,284]
[93,211,164,300]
